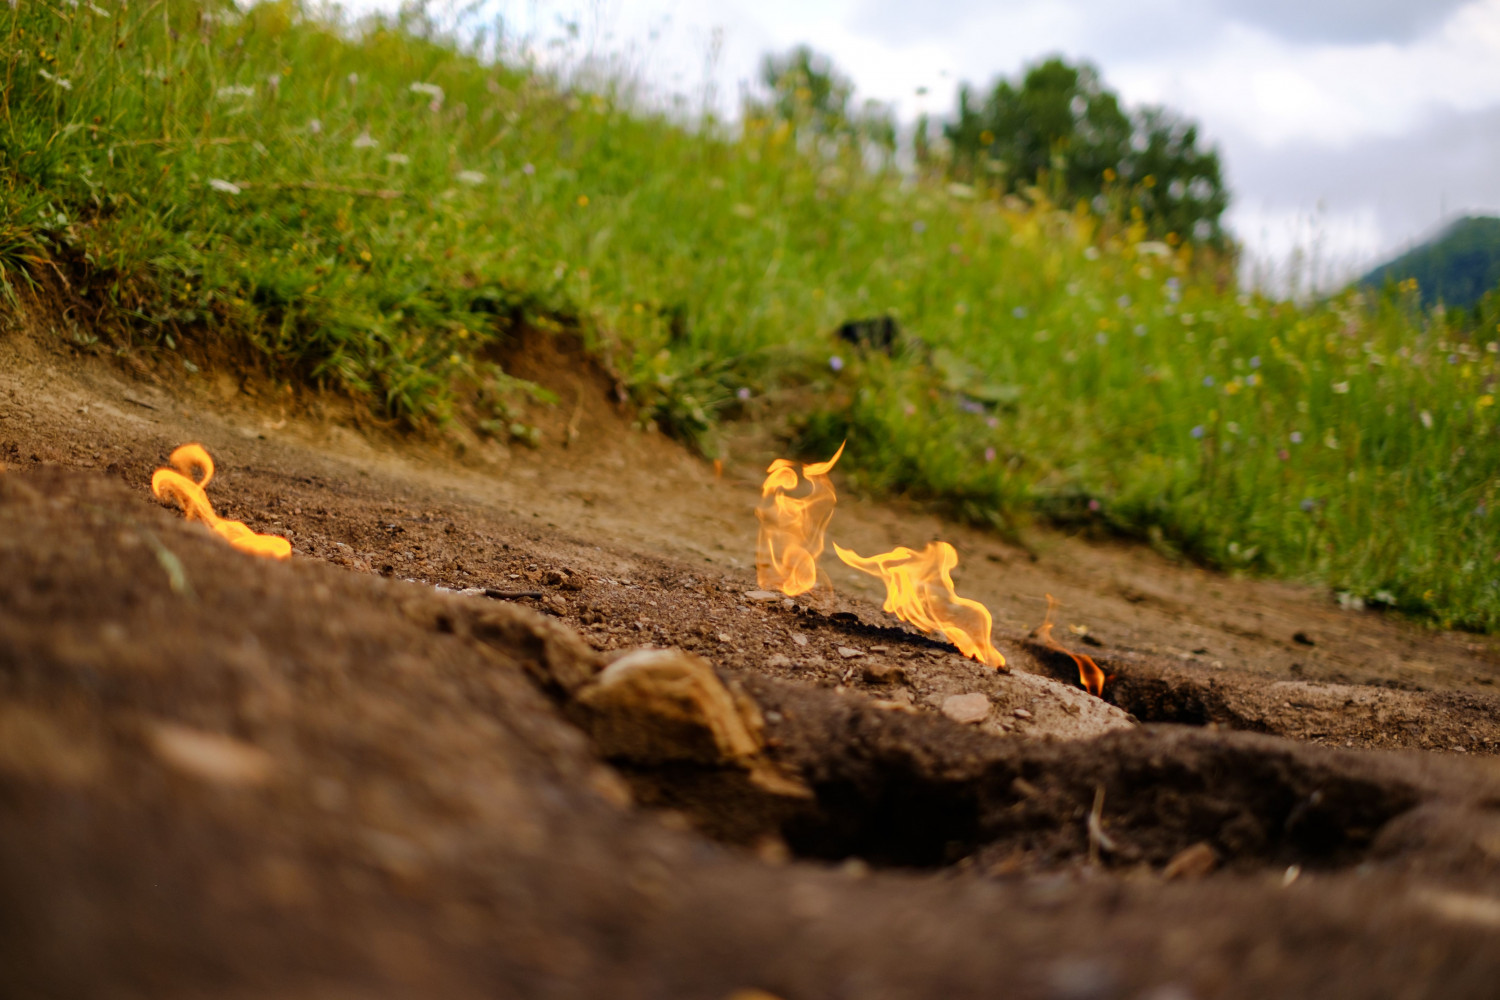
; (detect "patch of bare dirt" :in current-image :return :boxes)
[4,317,1500,998]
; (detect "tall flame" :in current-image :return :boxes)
[832,540,1005,668]
[1034,594,1106,696]
[151,444,291,560]
[755,442,845,596]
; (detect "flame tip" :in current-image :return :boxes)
[151,444,290,560]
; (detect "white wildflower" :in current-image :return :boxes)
[266,73,281,92]
[348,73,359,86]
[1136,240,1171,258]
[38,69,72,90]
[208,179,242,195]
[352,131,378,149]
[456,170,485,186]
[409,81,444,100]
[1331,381,1350,394]
[216,85,254,100]
[386,153,410,165]
[307,118,322,134]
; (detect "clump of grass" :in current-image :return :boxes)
[5,0,1500,631]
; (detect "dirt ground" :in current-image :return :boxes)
[4,318,1500,999]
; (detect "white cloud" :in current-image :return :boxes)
[1209,0,1472,45]
[1118,2,1500,147]
[342,0,1500,270]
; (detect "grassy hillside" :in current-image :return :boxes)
[1362,216,1500,310]
[6,0,1500,630]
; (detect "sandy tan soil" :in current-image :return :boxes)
[4,319,1500,999]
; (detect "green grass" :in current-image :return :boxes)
[6,0,1500,630]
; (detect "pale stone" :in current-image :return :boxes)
[1163,842,1218,880]
[942,692,992,725]
[149,722,274,787]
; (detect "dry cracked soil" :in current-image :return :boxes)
[4,317,1500,1000]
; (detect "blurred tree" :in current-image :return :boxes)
[1125,106,1230,246]
[749,46,896,165]
[945,56,1228,246]
[757,45,854,140]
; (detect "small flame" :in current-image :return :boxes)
[1034,594,1106,696]
[755,442,844,597]
[833,540,1005,668]
[150,444,291,560]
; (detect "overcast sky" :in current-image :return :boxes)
[394,0,1500,286]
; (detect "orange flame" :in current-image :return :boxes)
[832,540,1005,668]
[755,442,845,596]
[1034,594,1105,696]
[150,444,291,560]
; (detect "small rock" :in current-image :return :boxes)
[840,857,870,878]
[837,647,864,659]
[792,633,809,647]
[148,723,274,787]
[1047,958,1117,1000]
[862,661,904,685]
[1162,841,1218,880]
[1013,708,1033,719]
[870,645,890,653]
[753,835,791,866]
[717,632,733,643]
[942,693,991,724]
[575,648,761,764]
[575,649,810,799]
[744,590,782,603]
[543,594,568,615]
[781,598,797,611]
[766,654,793,669]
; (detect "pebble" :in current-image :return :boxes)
[744,590,782,603]
[792,633,809,647]
[862,661,903,684]
[1162,842,1218,881]
[766,654,793,669]
[942,692,992,725]
[837,647,864,659]
[148,723,274,787]
[717,632,733,643]
[1013,708,1033,719]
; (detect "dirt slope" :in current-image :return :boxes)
[4,321,1500,998]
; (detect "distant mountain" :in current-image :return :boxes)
[1361,215,1500,309]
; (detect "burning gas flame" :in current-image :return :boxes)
[1034,594,1106,696]
[755,442,845,596]
[832,540,1006,668]
[151,444,291,560]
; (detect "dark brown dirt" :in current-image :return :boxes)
[5,317,1500,998]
